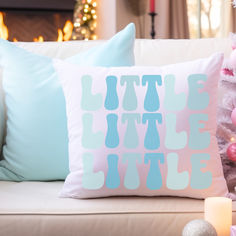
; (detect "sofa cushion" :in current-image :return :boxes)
[0,181,235,236]
[0,181,204,214]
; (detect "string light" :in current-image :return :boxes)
[91,34,97,40]
[74,22,80,27]
[72,0,97,40]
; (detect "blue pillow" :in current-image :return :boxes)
[0,23,135,181]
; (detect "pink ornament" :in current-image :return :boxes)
[227,143,236,161]
[231,108,236,126]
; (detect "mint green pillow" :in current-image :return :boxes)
[0,23,135,181]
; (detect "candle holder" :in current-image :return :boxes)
[149,12,157,39]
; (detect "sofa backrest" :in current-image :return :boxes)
[134,38,231,66]
[15,38,232,64]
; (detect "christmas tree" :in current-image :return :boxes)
[217,33,236,197]
[72,0,97,40]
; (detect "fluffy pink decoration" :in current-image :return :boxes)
[221,38,236,79]
[222,68,234,76]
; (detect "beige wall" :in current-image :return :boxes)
[97,0,163,39]
[96,0,116,39]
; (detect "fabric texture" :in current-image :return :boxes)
[1,181,236,236]
[67,23,135,66]
[55,53,228,199]
[0,23,135,181]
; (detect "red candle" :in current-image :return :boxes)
[150,0,155,13]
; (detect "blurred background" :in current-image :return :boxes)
[0,0,234,42]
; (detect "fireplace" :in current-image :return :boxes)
[0,0,75,42]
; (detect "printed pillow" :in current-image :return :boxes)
[0,23,135,181]
[55,53,228,199]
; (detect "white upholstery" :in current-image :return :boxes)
[0,38,233,236]
[15,38,231,63]
[0,181,236,236]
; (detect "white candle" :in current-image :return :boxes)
[205,197,232,236]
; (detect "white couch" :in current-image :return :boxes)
[0,38,235,236]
